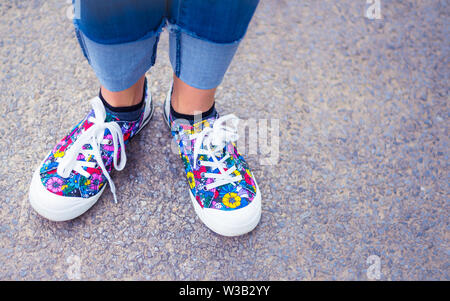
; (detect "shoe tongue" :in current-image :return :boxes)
[190,112,220,132]
[193,117,214,132]
[104,111,120,123]
[173,115,216,136]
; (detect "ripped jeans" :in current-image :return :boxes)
[73,0,259,91]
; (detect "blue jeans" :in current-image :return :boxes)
[73,0,259,92]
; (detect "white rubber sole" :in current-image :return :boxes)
[163,85,262,236]
[29,166,106,221]
[29,93,154,222]
[188,182,262,237]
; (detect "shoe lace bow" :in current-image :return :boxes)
[56,97,126,203]
[190,114,243,190]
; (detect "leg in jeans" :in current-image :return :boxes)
[74,0,166,105]
[29,0,164,221]
[168,0,259,114]
[164,0,262,236]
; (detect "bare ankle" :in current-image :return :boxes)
[171,74,215,115]
[101,75,145,107]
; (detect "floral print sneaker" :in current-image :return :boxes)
[29,84,154,221]
[163,85,262,236]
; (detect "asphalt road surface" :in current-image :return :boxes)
[0,0,448,280]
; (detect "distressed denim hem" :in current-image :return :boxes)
[167,22,243,46]
[78,31,160,92]
[167,22,241,90]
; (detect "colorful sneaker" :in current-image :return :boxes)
[163,85,262,236]
[29,83,154,221]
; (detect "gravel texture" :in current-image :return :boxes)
[0,0,448,280]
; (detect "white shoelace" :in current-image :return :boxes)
[190,114,243,190]
[56,97,126,203]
